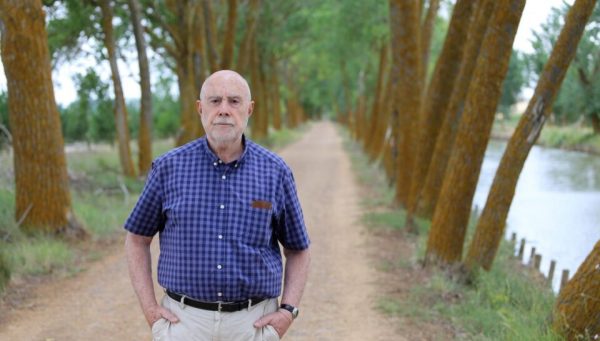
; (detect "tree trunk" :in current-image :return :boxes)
[364,43,388,156]
[417,0,495,218]
[99,0,136,177]
[269,59,282,131]
[590,113,600,134]
[553,239,600,339]
[389,0,422,208]
[250,36,269,139]
[420,0,440,85]
[202,0,219,73]
[369,76,393,160]
[425,0,525,266]
[409,0,475,210]
[220,0,237,69]
[236,0,260,77]
[464,0,596,272]
[128,0,153,176]
[0,0,82,235]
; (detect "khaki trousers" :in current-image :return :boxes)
[151,294,281,341]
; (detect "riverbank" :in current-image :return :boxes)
[343,128,562,340]
[492,115,600,155]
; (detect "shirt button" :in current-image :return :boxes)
[217,265,222,269]
[217,292,223,297]
[213,162,217,166]
[218,160,223,164]
[219,204,225,209]
[218,235,223,239]
[221,175,226,180]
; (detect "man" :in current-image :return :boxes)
[124,70,311,341]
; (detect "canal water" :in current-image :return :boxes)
[473,140,600,292]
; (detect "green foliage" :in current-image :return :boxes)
[153,77,180,138]
[526,3,600,126]
[498,50,528,116]
[60,69,115,143]
[0,91,9,150]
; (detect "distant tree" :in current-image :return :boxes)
[0,91,10,149]
[498,50,527,117]
[527,3,600,130]
[127,0,153,176]
[0,0,84,235]
[98,0,136,177]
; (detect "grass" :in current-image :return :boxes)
[492,116,600,154]
[341,126,562,340]
[0,130,305,294]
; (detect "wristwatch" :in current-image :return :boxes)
[279,303,299,319]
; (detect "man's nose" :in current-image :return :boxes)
[218,102,231,115]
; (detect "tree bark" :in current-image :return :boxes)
[128,0,153,176]
[98,0,136,177]
[220,0,237,69]
[553,239,600,339]
[425,0,525,266]
[417,0,495,218]
[202,0,219,73]
[236,0,260,77]
[408,0,475,210]
[420,0,440,85]
[464,0,596,272]
[0,0,82,234]
[389,0,422,208]
[364,43,388,157]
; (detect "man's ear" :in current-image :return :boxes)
[196,100,202,116]
[248,101,254,117]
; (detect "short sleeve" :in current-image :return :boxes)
[275,167,310,250]
[124,160,165,236]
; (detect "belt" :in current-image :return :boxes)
[166,290,267,312]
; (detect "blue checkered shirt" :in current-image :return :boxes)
[124,136,310,302]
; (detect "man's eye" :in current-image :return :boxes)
[211,99,221,104]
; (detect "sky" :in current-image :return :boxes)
[0,0,577,106]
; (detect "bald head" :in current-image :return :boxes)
[199,70,252,102]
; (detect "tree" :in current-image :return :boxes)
[0,0,84,235]
[497,50,527,116]
[388,0,422,208]
[553,239,600,339]
[527,3,600,130]
[425,0,525,266]
[416,0,496,219]
[407,0,476,211]
[464,0,597,272]
[98,0,136,177]
[127,0,153,175]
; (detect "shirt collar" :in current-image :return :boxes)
[200,134,251,167]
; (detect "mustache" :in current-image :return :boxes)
[213,120,234,125]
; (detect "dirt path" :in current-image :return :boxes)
[0,121,401,340]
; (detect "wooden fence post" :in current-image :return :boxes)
[548,260,556,284]
[560,269,570,292]
[533,254,542,271]
[518,238,525,261]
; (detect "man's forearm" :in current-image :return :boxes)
[125,232,158,322]
[281,248,311,306]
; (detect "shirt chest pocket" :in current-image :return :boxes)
[236,201,274,247]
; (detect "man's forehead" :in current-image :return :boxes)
[202,75,250,99]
